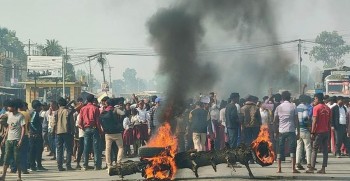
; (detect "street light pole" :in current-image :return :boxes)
[63,47,67,98]
[298,39,302,95]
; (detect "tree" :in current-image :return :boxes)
[64,63,76,82]
[0,27,26,60]
[42,39,64,56]
[123,68,138,92]
[310,31,350,68]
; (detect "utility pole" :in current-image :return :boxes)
[99,52,106,83]
[29,39,31,56]
[108,65,113,92]
[27,39,36,56]
[63,47,67,98]
[298,39,302,95]
[88,57,92,92]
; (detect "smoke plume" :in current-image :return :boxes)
[148,0,296,122]
[148,7,217,121]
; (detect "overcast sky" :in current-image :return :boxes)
[1,0,350,82]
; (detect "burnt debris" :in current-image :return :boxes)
[108,143,274,179]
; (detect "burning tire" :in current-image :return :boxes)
[138,147,166,158]
[251,125,275,167]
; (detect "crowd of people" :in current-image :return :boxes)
[0,91,349,180]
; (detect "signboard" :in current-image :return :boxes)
[10,78,18,86]
[101,82,109,92]
[27,56,63,78]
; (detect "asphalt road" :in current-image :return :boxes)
[4,150,350,181]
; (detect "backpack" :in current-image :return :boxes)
[100,110,124,134]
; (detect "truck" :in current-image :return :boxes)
[322,66,350,97]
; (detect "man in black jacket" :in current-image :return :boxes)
[225,93,240,149]
[331,96,350,158]
[29,100,47,171]
[101,99,125,169]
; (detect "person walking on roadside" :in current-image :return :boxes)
[79,94,103,171]
[306,93,331,174]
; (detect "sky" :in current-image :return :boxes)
[1,0,350,83]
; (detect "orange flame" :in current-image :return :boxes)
[144,122,178,180]
[251,124,275,165]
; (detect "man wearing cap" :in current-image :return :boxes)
[149,97,161,136]
[29,100,47,171]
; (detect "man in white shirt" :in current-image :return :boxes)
[136,100,150,144]
[331,96,350,158]
[136,101,150,125]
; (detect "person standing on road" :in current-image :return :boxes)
[241,95,261,146]
[79,94,103,171]
[13,102,31,174]
[0,99,25,181]
[149,98,162,137]
[331,96,350,158]
[101,99,124,169]
[47,101,58,161]
[75,103,84,169]
[295,95,312,170]
[189,101,211,152]
[29,100,47,171]
[136,100,150,144]
[41,103,50,154]
[55,97,75,171]
[0,102,9,167]
[225,93,240,149]
[274,91,300,174]
[219,100,228,149]
[306,93,331,174]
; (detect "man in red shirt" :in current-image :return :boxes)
[306,93,331,174]
[78,94,103,170]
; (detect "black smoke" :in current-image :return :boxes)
[148,7,217,121]
[148,0,297,123]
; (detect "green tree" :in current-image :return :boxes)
[42,39,64,56]
[310,31,350,68]
[0,27,26,60]
[123,68,138,92]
